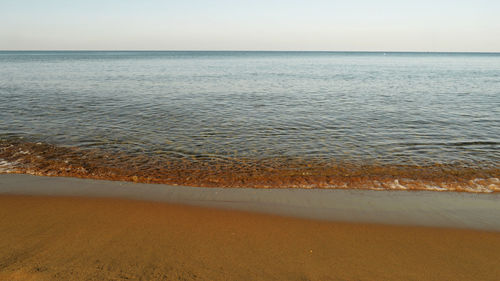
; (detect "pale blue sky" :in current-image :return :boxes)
[1,0,499,51]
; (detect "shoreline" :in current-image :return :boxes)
[1,173,499,230]
[2,140,499,192]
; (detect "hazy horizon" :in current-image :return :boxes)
[1,0,499,52]
[1,50,500,53]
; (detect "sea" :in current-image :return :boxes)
[0,51,499,192]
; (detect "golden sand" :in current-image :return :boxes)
[0,195,499,281]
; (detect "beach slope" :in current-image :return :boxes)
[1,194,500,281]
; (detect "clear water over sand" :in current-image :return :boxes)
[1,51,499,191]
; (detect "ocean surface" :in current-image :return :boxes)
[1,51,499,192]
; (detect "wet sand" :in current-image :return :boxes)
[2,174,500,230]
[0,194,499,281]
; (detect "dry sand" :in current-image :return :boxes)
[1,194,499,281]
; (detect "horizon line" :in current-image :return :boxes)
[1,49,500,54]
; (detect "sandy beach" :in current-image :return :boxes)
[0,193,499,281]
[0,175,499,280]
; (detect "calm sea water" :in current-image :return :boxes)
[1,51,499,190]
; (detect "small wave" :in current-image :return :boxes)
[383,141,500,147]
[450,141,500,146]
[1,140,499,193]
[0,159,20,173]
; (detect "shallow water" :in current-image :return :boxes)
[1,51,499,191]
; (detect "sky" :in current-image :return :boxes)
[1,0,499,52]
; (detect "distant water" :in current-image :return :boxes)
[1,51,499,192]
